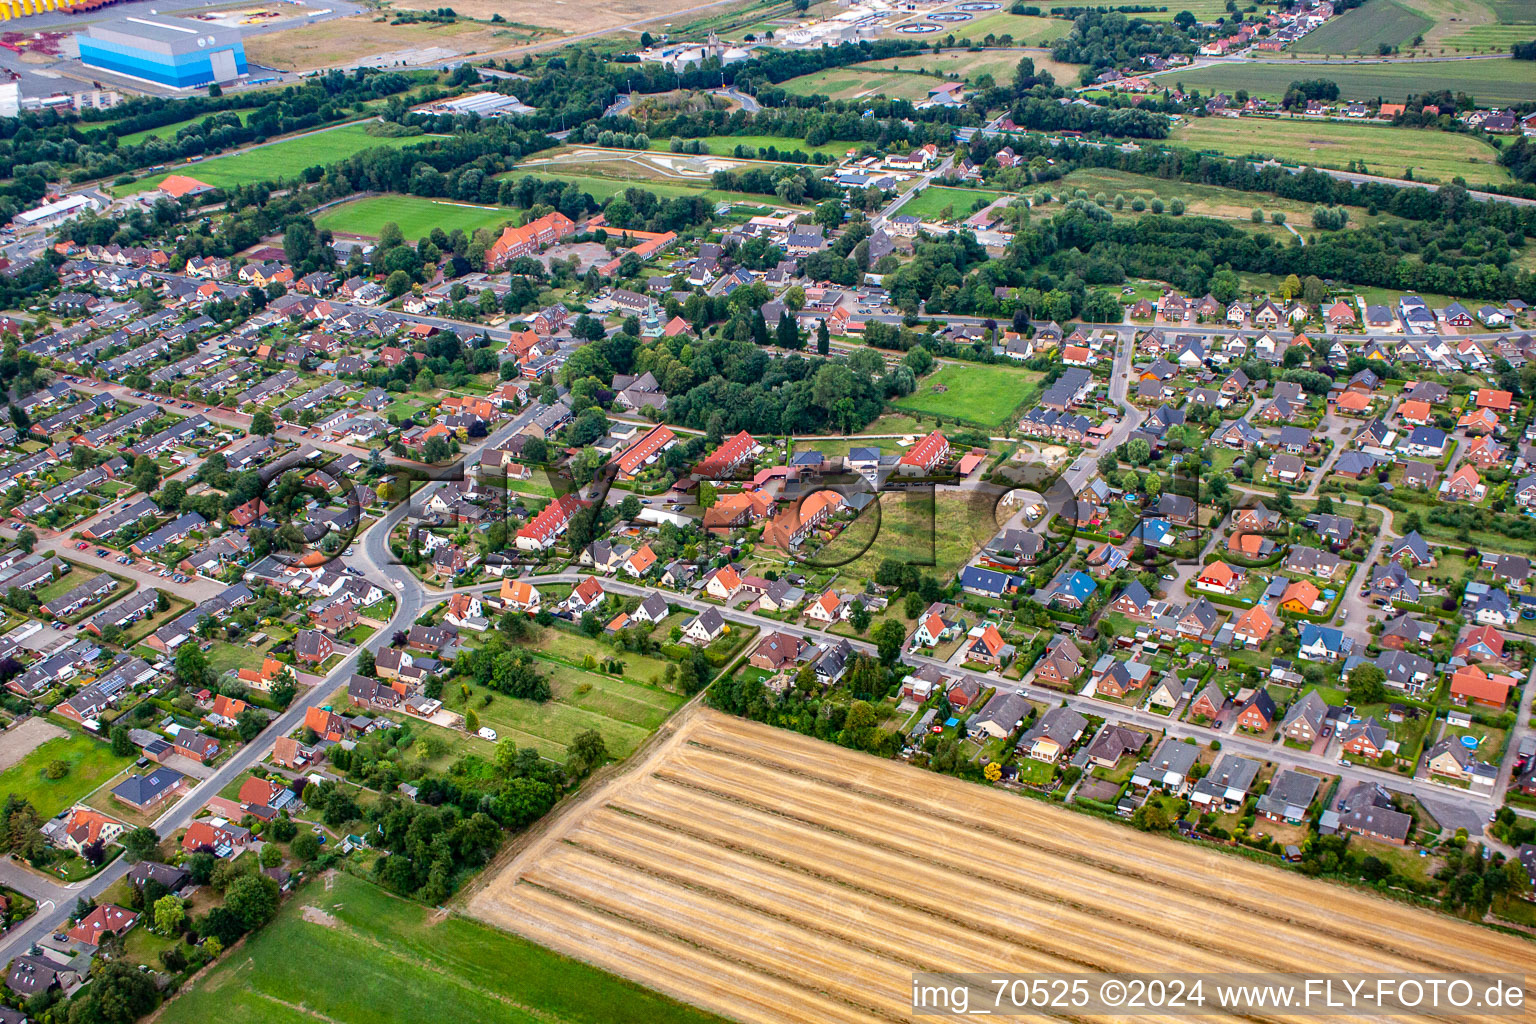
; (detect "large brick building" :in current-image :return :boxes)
[487,212,577,268]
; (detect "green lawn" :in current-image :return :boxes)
[113,124,431,195]
[647,134,859,161]
[1067,0,1242,18]
[893,361,1043,426]
[154,872,730,1024]
[780,67,940,103]
[1169,58,1536,106]
[805,489,1004,581]
[1169,115,1510,185]
[1294,0,1432,52]
[206,639,277,678]
[527,626,677,688]
[948,12,1074,43]
[113,107,259,147]
[316,193,520,241]
[497,170,787,206]
[0,731,134,818]
[853,46,1079,84]
[1057,167,1404,234]
[899,186,1004,223]
[444,634,687,762]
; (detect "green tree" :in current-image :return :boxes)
[175,644,211,690]
[69,960,158,1024]
[465,708,480,734]
[250,410,275,437]
[14,527,35,553]
[849,602,872,633]
[153,894,185,935]
[224,873,280,931]
[291,832,321,862]
[813,200,843,231]
[873,618,905,664]
[817,318,830,355]
[776,310,801,350]
[1347,663,1387,704]
[110,725,133,757]
[567,729,609,777]
[120,827,160,863]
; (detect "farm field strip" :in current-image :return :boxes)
[686,724,1514,969]
[1168,117,1510,185]
[642,749,1444,974]
[1294,0,1432,52]
[469,712,1533,1024]
[1165,58,1536,106]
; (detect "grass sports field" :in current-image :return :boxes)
[1170,116,1510,185]
[1168,57,1536,105]
[0,730,134,818]
[470,710,1536,1024]
[155,872,728,1024]
[316,193,519,240]
[893,360,1043,426]
[114,124,430,195]
[899,185,1003,222]
[1294,0,1432,52]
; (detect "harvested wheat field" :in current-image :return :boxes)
[468,710,1533,1024]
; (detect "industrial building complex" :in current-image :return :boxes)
[75,16,247,90]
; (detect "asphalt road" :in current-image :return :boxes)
[0,399,545,964]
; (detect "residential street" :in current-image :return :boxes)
[0,399,546,964]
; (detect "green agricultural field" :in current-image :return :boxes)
[0,731,134,819]
[1294,0,1433,52]
[899,185,1003,222]
[1073,0,1250,18]
[855,46,1082,86]
[1168,58,1536,105]
[1055,167,1406,232]
[781,67,938,102]
[937,12,1072,43]
[647,134,859,160]
[316,193,520,240]
[1448,22,1536,46]
[113,124,430,196]
[110,108,259,147]
[155,872,731,1024]
[1169,116,1510,185]
[893,361,1043,426]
